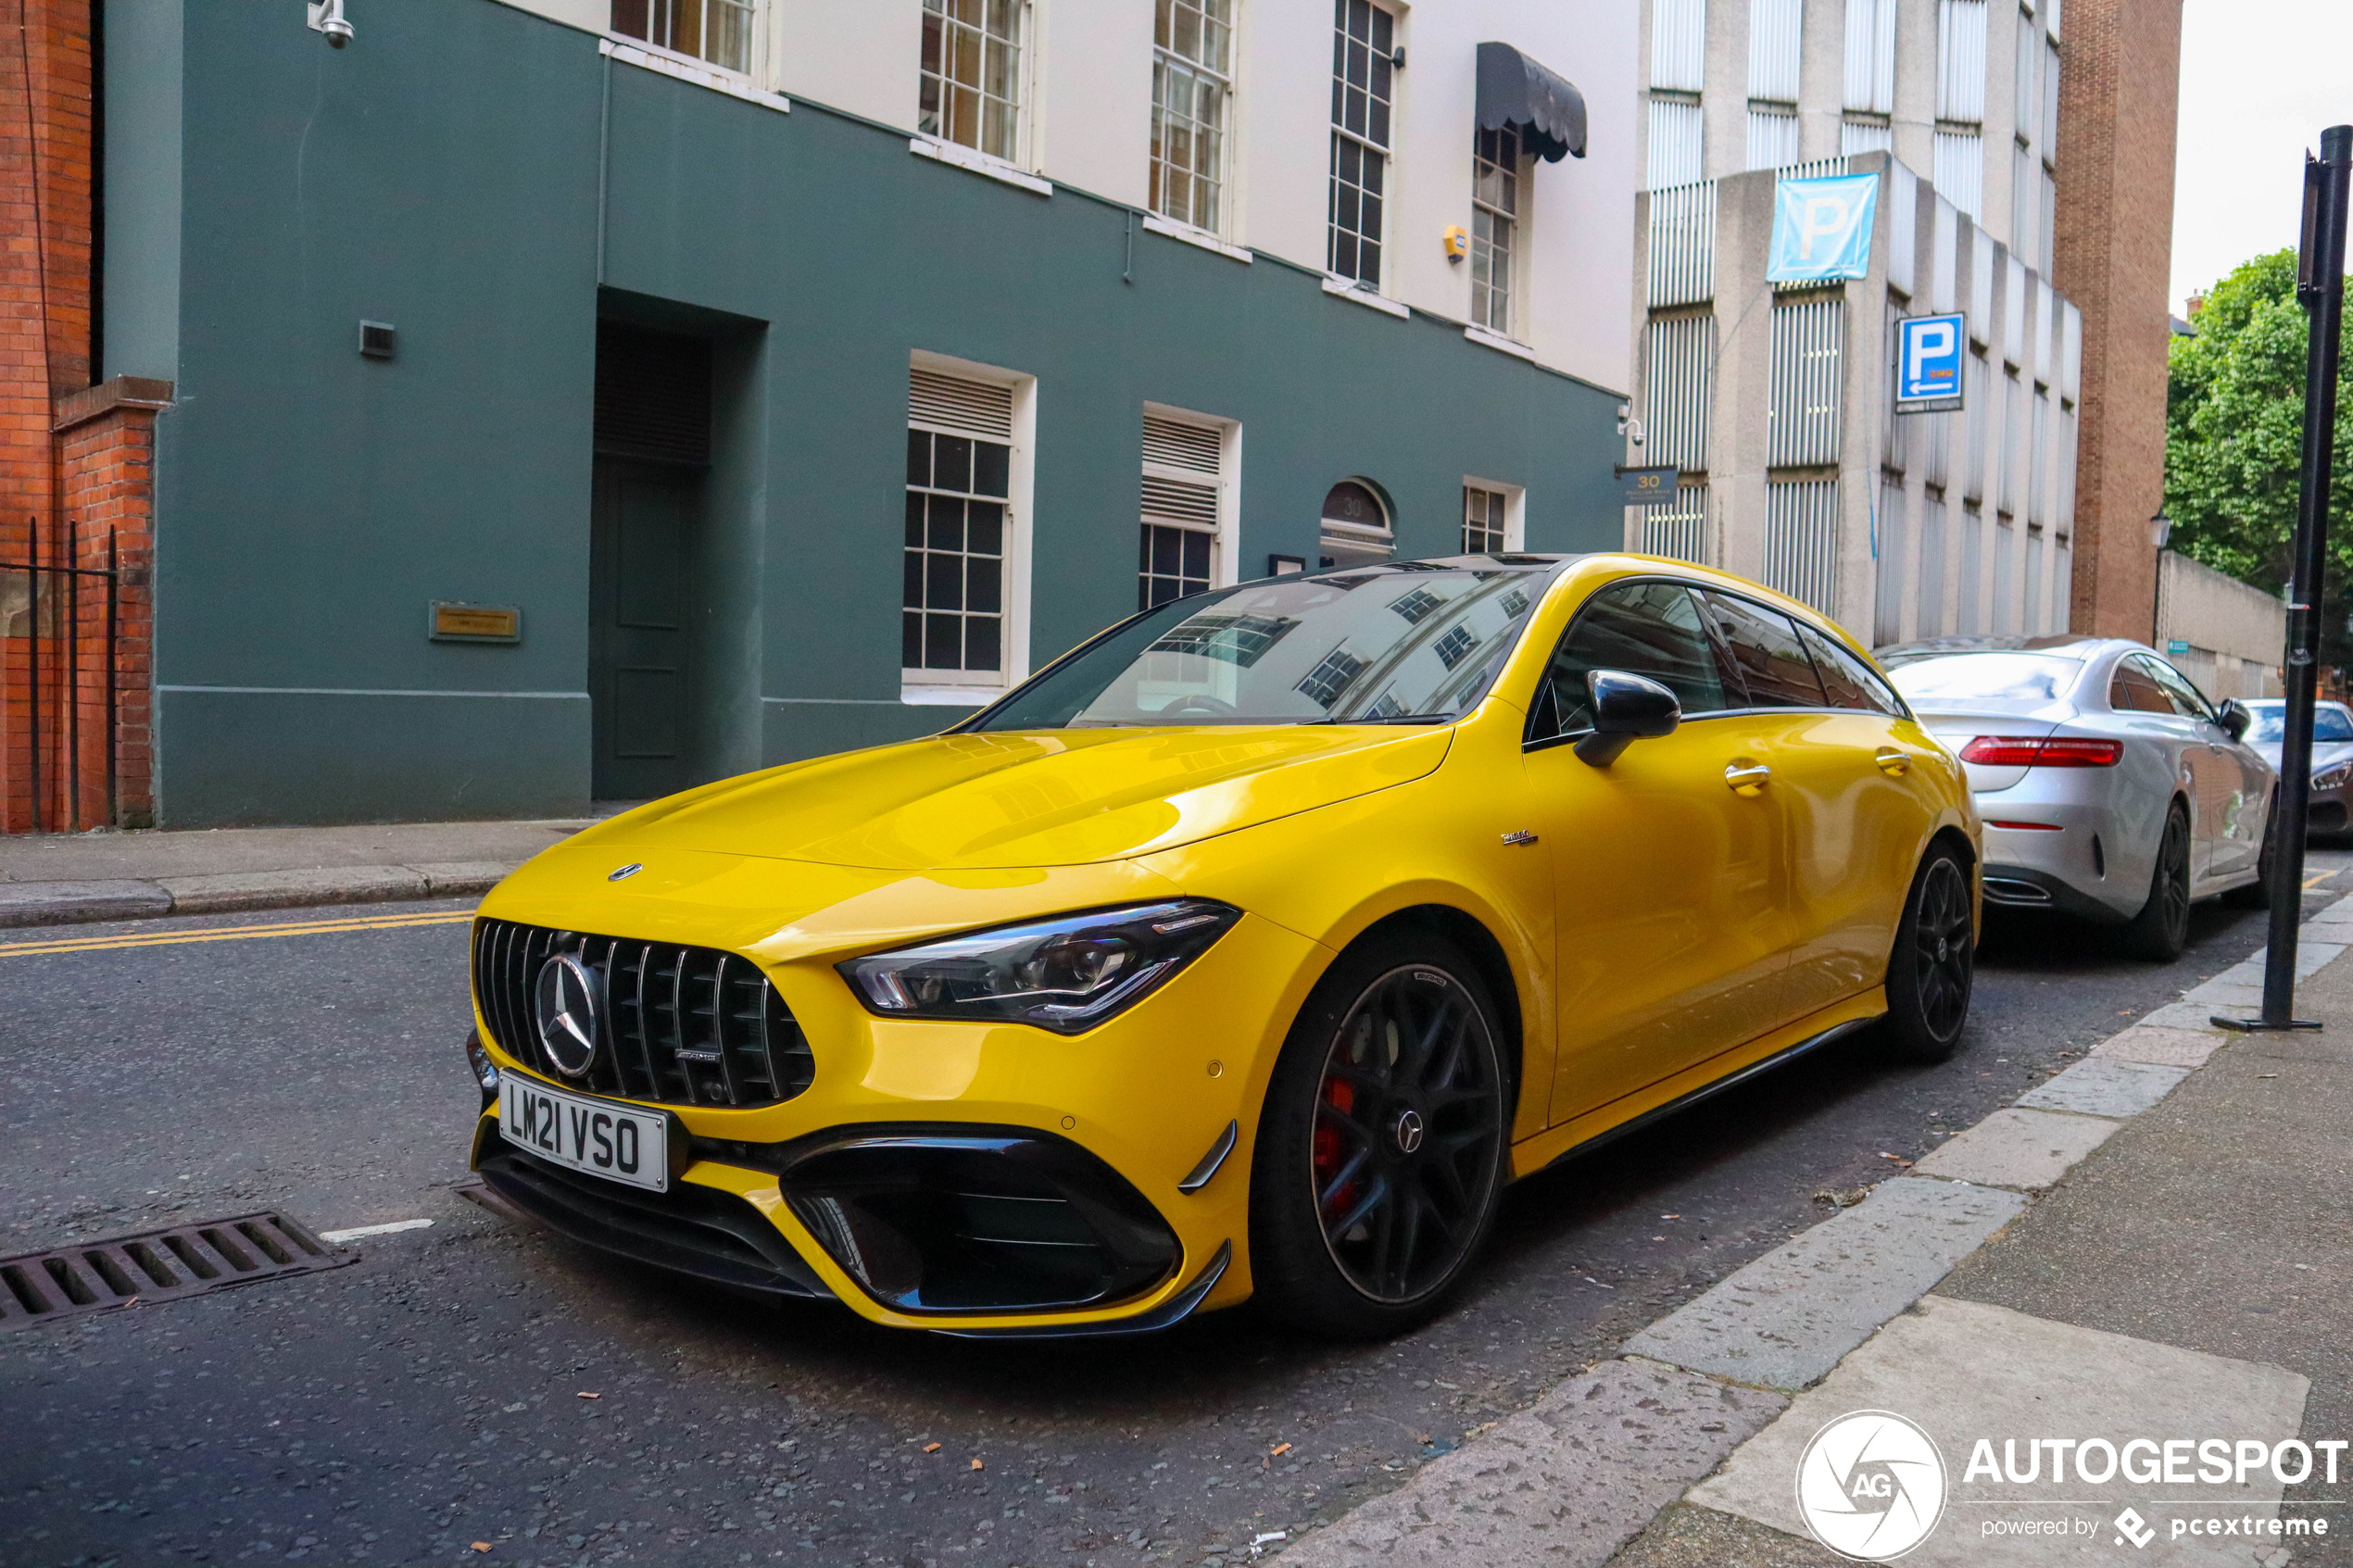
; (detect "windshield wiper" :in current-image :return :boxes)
[1306,712,1456,725]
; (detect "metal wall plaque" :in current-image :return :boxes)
[1616,466,1680,506]
[430,602,522,644]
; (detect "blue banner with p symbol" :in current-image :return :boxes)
[1768,172,1880,284]
[1895,313,1967,411]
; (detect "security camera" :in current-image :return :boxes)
[308,1,353,47]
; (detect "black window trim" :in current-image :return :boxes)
[1521,573,1914,754]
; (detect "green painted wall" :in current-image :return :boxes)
[124,0,1628,827]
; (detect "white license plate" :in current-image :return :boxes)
[498,1076,670,1193]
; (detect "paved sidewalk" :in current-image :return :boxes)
[1285,894,2353,1568]
[0,819,593,926]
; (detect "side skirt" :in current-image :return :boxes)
[1509,997,1885,1180]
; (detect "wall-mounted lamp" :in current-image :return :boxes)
[2150,509,2173,549]
[308,0,354,48]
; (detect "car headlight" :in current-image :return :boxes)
[2314,761,2353,792]
[837,899,1241,1035]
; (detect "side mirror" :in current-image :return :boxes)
[1574,669,1681,767]
[2219,699,2252,742]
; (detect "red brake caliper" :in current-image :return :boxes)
[1315,1075,1358,1216]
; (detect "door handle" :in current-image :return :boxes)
[1874,747,1910,777]
[1725,760,1771,796]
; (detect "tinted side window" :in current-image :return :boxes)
[2143,657,2216,721]
[1797,622,1904,716]
[1530,581,1728,739]
[2108,659,2172,714]
[1703,592,1828,708]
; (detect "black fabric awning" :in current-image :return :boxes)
[1476,42,1586,162]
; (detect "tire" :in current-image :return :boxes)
[2223,793,2277,910]
[2120,803,2194,961]
[1248,931,1511,1340]
[1881,844,1976,1063]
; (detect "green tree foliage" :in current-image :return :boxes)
[2164,249,2353,659]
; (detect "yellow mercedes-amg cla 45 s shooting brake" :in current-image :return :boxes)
[464,553,1979,1340]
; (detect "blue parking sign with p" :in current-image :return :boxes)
[1895,313,1966,412]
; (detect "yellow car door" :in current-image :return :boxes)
[1521,578,1797,1127]
[1774,617,1944,1018]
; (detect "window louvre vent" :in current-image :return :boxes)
[1141,415,1222,474]
[910,369,1014,441]
[595,322,711,466]
[1142,474,1220,526]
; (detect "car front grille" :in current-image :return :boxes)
[472,918,815,1109]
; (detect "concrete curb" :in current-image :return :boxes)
[1279,893,2347,1567]
[0,862,516,928]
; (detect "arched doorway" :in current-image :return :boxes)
[1319,480,1394,570]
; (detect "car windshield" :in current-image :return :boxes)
[2248,705,2353,744]
[1884,652,2082,711]
[970,561,1566,730]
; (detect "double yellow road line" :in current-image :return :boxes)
[0,908,474,959]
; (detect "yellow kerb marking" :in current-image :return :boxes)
[0,909,474,958]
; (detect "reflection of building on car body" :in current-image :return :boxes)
[464,553,1981,1339]
[1877,637,2276,960]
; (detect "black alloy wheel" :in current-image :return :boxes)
[2121,805,2193,962]
[1250,933,1509,1338]
[1882,845,1975,1062]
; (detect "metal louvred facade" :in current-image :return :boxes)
[1747,0,1803,102]
[1745,110,1800,171]
[1933,131,1982,220]
[1647,99,1705,189]
[1768,298,1842,470]
[1843,0,1895,112]
[1647,181,1716,306]
[1764,480,1840,615]
[1638,483,1709,563]
[1644,314,1715,472]
[1937,0,1987,122]
[1651,0,1707,91]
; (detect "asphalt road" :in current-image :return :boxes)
[5,857,2347,1568]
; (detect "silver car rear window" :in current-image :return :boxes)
[1886,652,2082,710]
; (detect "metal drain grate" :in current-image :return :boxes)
[0,1211,354,1331]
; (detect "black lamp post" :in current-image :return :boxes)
[2217,125,2352,1034]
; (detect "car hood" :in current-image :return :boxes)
[577,723,1455,872]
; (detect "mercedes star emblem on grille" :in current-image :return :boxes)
[608,863,643,882]
[532,953,602,1079]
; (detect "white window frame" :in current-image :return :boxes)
[606,0,761,79]
[1461,478,1525,553]
[1139,403,1243,608]
[915,0,1038,177]
[1150,0,1237,240]
[1470,126,1526,339]
[1327,0,1400,293]
[902,349,1035,706]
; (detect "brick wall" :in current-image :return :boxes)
[2051,0,2184,641]
[0,1,165,834]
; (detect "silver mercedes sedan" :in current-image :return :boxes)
[2244,699,2353,840]
[1877,637,2277,960]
